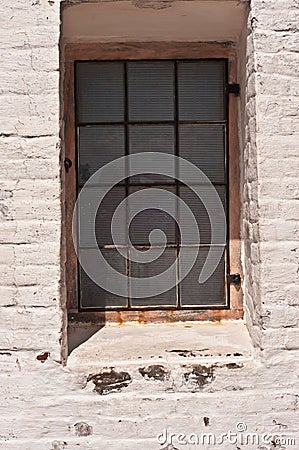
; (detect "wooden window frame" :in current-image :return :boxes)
[62,42,243,326]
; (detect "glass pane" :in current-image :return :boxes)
[128,124,175,184]
[179,124,225,184]
[79,249,128,308]
[128,186,177,246]
[78,125,125,185]
[179,185,226,244]
[127,61,174,121]
[179,246,226,306]
[178,60,225,121]
[130,248,177,306]
[79,186,126,247]
[76,62,124,123]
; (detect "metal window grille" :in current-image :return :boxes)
[75,59,228,309]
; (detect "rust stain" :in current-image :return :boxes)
[68,307,243,327]
[116,311,123,326]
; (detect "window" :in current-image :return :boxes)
[63,42,243,324]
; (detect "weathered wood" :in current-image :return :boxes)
[63,61,78,310]
[65,41,236,62]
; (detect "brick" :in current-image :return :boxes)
[0,0,298,447]
[0,306,62,352]
[0,136,60,160]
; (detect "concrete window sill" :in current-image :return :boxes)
[67,321,254,373]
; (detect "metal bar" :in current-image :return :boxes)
[124,62,130,308]
[174,60,180,308]
[77,120,227,126]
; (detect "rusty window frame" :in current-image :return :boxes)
[62,42,243,326]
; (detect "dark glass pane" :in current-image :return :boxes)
[79,249,128,308]
[127,61,174,121]
[78,125,125,185]
[178,60,226,121]
[179,185,226,244]
[179,246,226,306]
[79,186,126,247]
[128,186,177,246]
[76,62,124,123]
[128,124,175,184]
[130,248,177,306]
[179,124,225,184]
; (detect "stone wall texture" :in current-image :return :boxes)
[0,0,298,449]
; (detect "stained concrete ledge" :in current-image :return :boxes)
[67,321,254,373]
[62,1,248,44]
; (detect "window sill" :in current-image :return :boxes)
[67,321,253,373]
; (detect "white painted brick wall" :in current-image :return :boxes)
[0,0,298,448]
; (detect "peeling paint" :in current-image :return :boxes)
[183,365,215,390]
[226,362,244,369]
[167,349,208,357]
[74,421,93,437]
[203,416,210,426]
[36,351,50,362]
[139,364,170,381]
[87,368,132,395]
[51,441,68,450]
[132,0,173,10]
